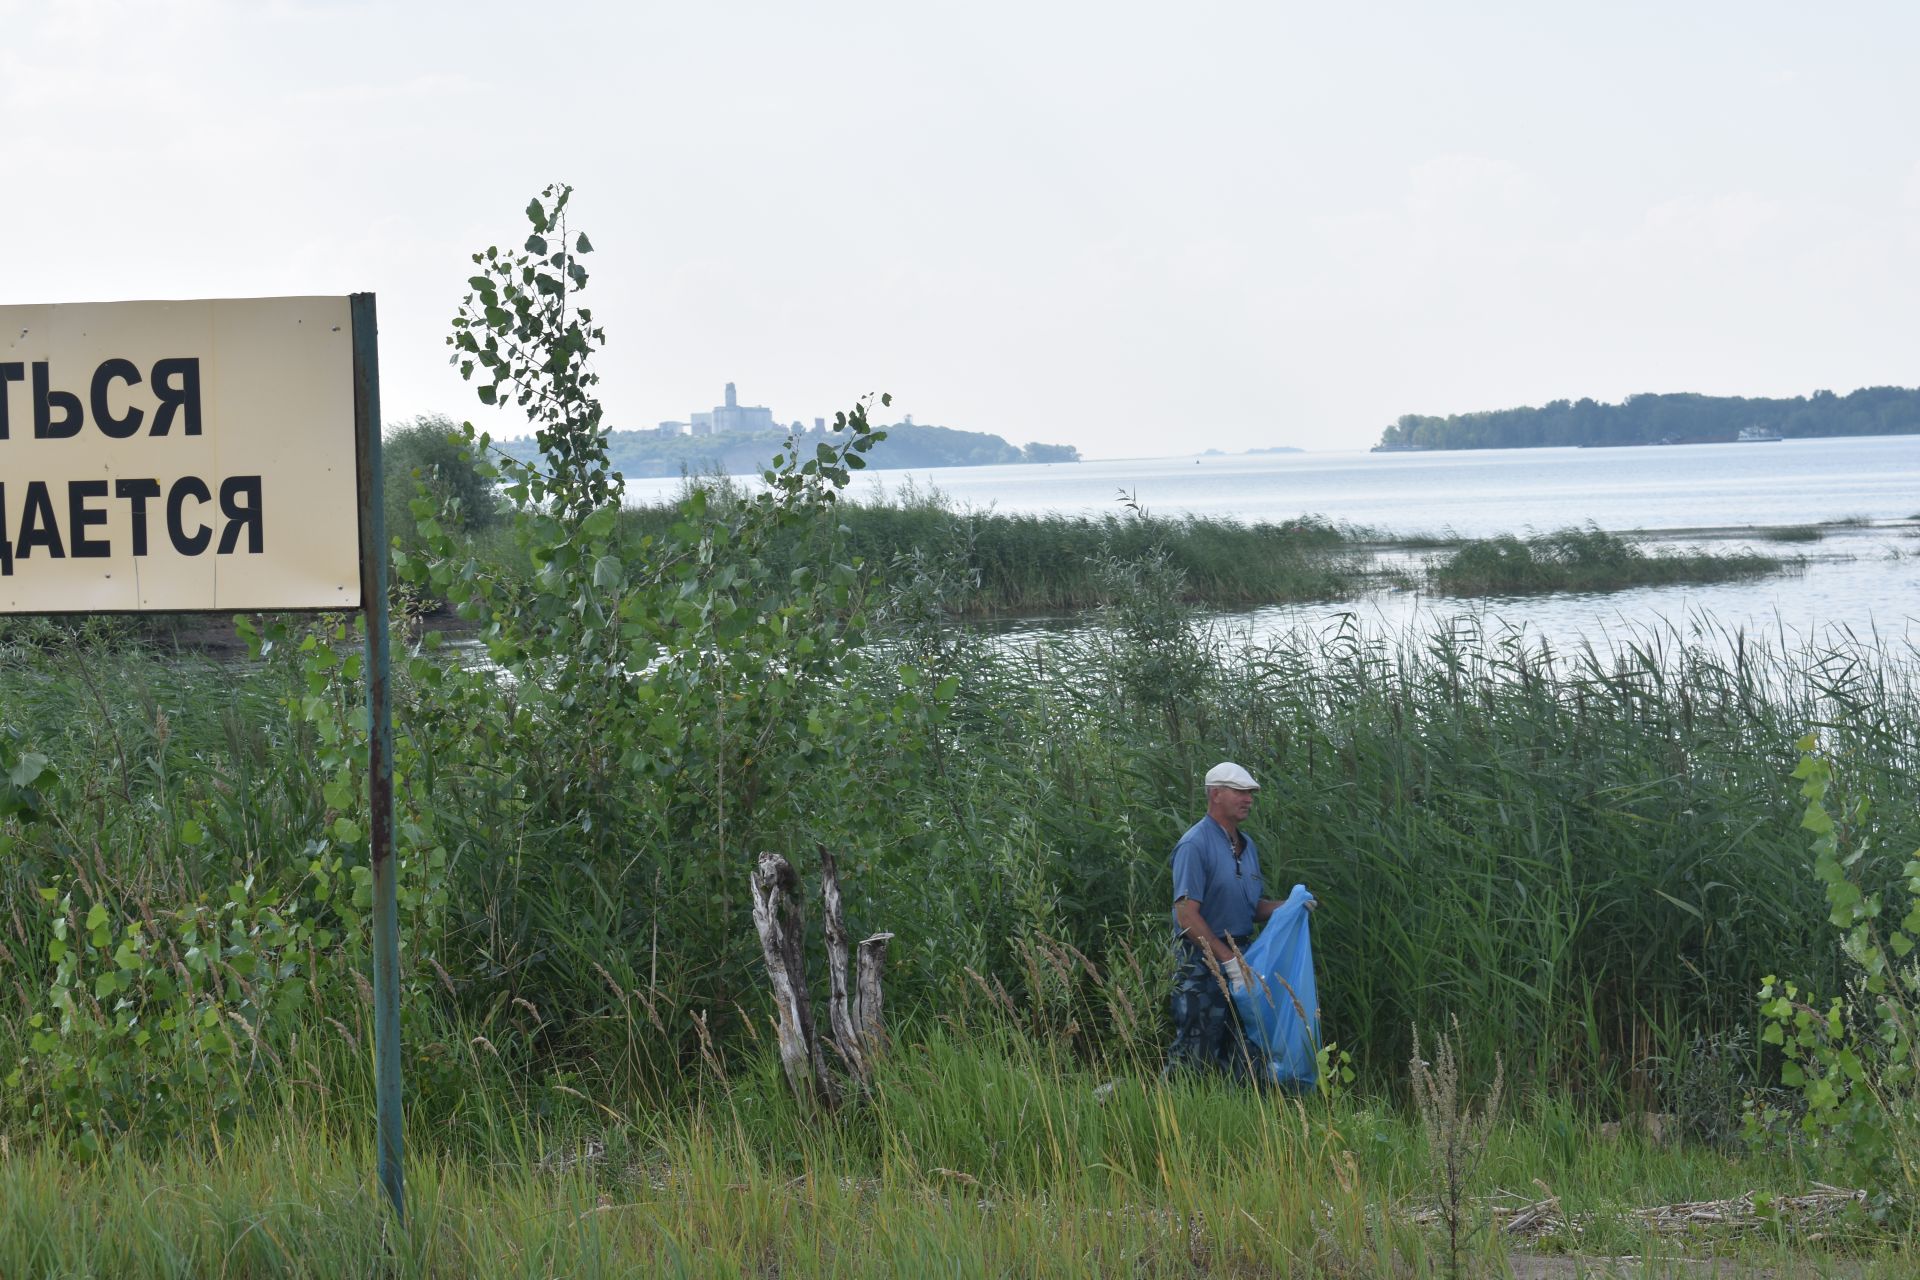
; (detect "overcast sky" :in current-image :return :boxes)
[7,1,1917,456]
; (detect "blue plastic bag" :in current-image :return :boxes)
[1231,884,1320,1089]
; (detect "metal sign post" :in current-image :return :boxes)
[2,292,404,1225]
[351,293,404,1224]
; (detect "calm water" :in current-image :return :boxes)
[625,436,1920,654]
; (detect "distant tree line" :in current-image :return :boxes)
[491,420,1079,478]
[1377,386,1920,450]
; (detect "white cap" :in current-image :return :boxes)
[1204,761,1260,791]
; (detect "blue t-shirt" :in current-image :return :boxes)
[1170,815,1264,941]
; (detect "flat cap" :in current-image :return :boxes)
[1204,761,1260,791]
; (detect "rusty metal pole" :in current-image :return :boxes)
[351,292,404,1225]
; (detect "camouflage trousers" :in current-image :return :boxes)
[1165,941,1264,1081]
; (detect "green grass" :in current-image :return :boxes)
[1427,526,1793,594]
[0,1027,1901,1278]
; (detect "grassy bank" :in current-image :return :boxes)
[0,1027,1901,1277]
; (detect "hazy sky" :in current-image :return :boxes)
[7,1,1917,456]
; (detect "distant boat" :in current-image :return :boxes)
[1737,425,1783,442]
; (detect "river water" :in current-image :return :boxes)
[623,435,1920,655]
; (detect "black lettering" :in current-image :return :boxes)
[166,476,212,555]
[217,476,264,555]
[0,484,10,576]
[17,481,64,558]
[0,363,22,441]
[149,358,201,436]
[115,479,162,556]
[89,359,145,439]
[67,480,110,558]
[32,363,83,439]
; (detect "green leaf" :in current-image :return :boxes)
[526,198,549,232]
[179,819,206,847]
[7,751,49,787]
[581,506,618,539]
[525,234,548,255]
[576,232,594,253]
[1651,888,1703,920]
[85,903,108,932]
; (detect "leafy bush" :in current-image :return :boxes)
[9,881,343,1157]
[383,412,503,555]
[1750,734,1919,1210]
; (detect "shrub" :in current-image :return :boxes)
[1750,734,1920,1212]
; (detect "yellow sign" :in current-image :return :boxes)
[0,296,362,613]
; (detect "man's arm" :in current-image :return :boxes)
[1174,897,1232,962]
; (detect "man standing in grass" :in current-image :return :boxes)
[1167,762,1288,1079]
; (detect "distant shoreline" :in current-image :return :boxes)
[1370,428,1920,454]
[1374,386,1920,451]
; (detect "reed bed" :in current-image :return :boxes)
[902,608,1920,1098]
[603,482,1375,615]
[3,609,1914,1109]
[1426,527,1792,595]
[1755,524,1826,543]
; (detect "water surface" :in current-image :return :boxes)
[624,436,1920,654]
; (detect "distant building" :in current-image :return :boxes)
[655,421,690,436]
[689,381,776,436]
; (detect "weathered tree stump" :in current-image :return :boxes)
[749,852,838,1111]
[853,931,894,1055]
[748,848,893,1111]
[818,845,869,1084]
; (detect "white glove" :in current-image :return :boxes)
[1220,956,1251,997]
